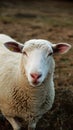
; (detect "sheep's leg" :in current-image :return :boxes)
[28,123,36,130]
[28,127,35,130]
[6,116,21,130]
[0,113,5,121]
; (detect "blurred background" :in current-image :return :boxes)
[0,0,73,130]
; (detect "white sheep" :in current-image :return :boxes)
[0,34,71,130]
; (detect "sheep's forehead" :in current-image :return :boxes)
[23,39,53,52]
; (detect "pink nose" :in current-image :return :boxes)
[30,73,42,80]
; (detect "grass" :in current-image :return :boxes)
[0,1,73,129]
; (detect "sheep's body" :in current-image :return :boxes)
[0,34,71,130]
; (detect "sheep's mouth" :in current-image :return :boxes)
[30,81,42,87]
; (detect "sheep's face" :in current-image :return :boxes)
[22,40,54,87]
[4,39,71,87]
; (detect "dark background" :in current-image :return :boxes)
[0,0,73,130]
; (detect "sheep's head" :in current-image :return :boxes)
[4,39,71,87]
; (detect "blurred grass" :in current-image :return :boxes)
[0,0,73,28]
[0,1,73,130]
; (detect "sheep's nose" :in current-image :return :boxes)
[30,73,42,80]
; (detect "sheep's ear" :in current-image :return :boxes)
[4,41,24,53]
[52,43,71,54]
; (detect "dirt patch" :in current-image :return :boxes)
[0,1,73,130]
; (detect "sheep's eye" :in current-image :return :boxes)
[48,52,53,56]
[23,51,27,56]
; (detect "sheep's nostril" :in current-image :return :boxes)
[30,73,42,80]
[38,74,42,79]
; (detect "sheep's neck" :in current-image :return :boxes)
[12,64,54,120]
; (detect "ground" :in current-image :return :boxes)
[0,0,73,130]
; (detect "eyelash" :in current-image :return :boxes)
[23,51,27,56]
[48,52,53,56]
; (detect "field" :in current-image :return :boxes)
[0,0,73,130]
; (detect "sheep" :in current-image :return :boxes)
[0,34,71,130]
